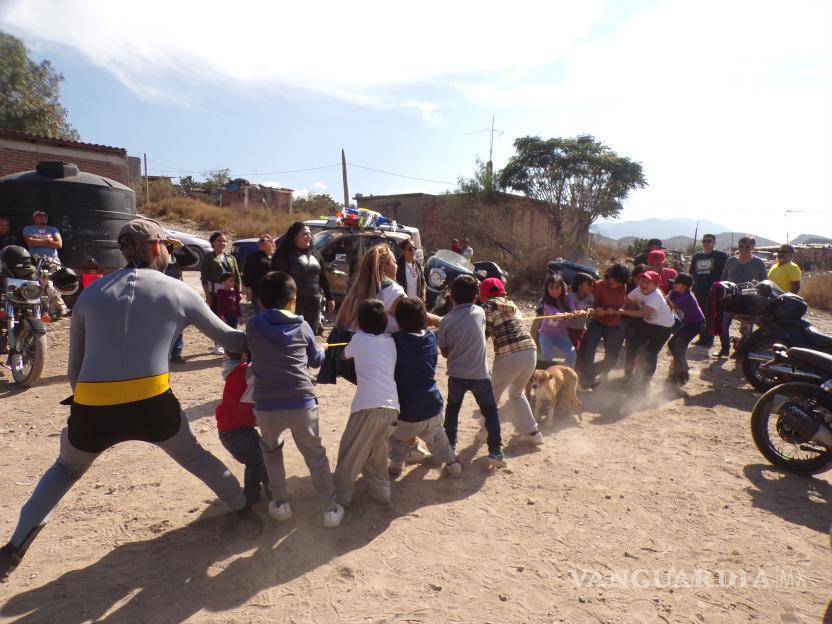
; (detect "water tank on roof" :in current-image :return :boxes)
[0,161,136,269]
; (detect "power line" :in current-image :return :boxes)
[347,162,455,186]
[147,159,340,177]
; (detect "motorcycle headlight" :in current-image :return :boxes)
[428,268,446,288]
[12,282,43,302]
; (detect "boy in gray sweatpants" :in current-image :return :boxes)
[334,300,399,507]
[388,297,460,478]
[247,271,344,529]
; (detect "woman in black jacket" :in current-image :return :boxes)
[271,221,334,335]
[395,238,425,302]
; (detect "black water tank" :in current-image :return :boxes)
[0,161,136,269]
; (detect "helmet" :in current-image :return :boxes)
[52,267,81,295]
[1,245,36,279]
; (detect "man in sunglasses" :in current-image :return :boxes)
[689,234,728,347]
[767,244,802,294]
[717,236,767,357]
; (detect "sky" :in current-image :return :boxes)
[1,0,830,242]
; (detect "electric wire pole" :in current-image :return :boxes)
[341,149,349,208]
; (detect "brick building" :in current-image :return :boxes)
[0,128,130,184]
[221,179,293,212]
[354,191,556,251]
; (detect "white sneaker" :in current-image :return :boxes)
[529,432,545,446]
[323,503,345,528]
[211,345,225,356]
[407,444,430,464]
[268,501,293,522]
[445,461,462,478]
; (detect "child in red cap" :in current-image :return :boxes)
[647,250,677,294]
[477,277,543,446]
[618,270,675,387]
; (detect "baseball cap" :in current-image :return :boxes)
[479,277,506,300]
[118,217,181,249]
[642,271,663,285]
[32,210,48,218]
[647,249,666,264]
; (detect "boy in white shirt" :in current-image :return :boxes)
[334,299,399,508]
[618,270,675,387]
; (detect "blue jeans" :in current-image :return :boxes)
[538,333,577,367]
[444,377,502,454]
[578,320,624,384]
[219,427,268,504]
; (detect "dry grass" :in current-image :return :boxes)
[143,197,314,239]
[801,272,832,312]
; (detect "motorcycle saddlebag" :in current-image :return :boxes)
[723,290,771,316]
[770,293,808,320]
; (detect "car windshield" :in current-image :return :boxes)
[313,230,342,250]
[434,249,474,272]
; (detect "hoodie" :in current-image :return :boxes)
[246,309,325,411]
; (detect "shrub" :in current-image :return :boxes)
[801,273,832,312]
[143,197,314,239]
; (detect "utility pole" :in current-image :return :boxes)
[341,149,350,208]
[143,152,149,207]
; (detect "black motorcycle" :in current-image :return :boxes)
[722,281,832,391]
[1,246,78,387]
[425,250,507,315]
[751,347,832,474]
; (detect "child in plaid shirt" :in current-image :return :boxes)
[477,278,543,446]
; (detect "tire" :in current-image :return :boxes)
[750,382,832,474]
[10,329,47,387]
[741,335,777,392]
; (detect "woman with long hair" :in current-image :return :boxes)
[271,221,334,335]
[200,231,242,355]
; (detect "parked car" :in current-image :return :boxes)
[165,229,211,270]
[232,219,423,300]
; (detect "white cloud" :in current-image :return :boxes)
[313,181,327,191]
[1,0,603,122]
[292,188,310,199]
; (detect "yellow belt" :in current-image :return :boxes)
[73,373,171,406]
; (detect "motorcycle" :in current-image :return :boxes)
[1,246,78,387]
[750,346,832,474]
[722,280,832,392]
[425,249,507,315]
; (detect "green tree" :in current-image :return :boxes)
[293,193,341,215]
[499,135,646,255]
[457,158,500,203]
[626,237,649,259]
[0,31,79,140]
[200,168,231,195]
[179,175,197,193]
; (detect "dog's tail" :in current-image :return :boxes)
[565,371,583,410]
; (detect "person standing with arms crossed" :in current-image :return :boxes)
[0,217,262,583]
[717,235,767,357]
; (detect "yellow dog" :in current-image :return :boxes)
[529,365,583,422]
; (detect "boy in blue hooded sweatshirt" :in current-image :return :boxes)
[247,271,344,528]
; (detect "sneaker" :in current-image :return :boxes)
[211,345,225,356]
[487,451,506,467]
[0,544,22,583]
[528,431,544,446]
[406,444,429,464]
[323,503,345,528]
[233,504,263,539]
[445,461,462,478]
[388,463,403,478]
[268,501,293,523]
[714,347,729,358]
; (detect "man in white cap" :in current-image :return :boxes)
[0,217,262,583]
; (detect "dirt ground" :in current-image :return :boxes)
[1,269,830,624]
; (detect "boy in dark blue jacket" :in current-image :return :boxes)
[247,271,344,528]
[388,297,461,478]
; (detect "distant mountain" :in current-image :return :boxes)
[790,233,832,245]
[593,230,779,251]
[593,218,728,240]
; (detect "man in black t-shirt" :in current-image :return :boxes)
[688,233,728,346]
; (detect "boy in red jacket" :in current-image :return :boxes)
[216,352,269,504]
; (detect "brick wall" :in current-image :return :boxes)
[0,144,129,185]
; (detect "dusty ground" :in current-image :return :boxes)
[1,269,830,624]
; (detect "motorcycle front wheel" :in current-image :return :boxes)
[750,382,832,474]
[10,329,47,387]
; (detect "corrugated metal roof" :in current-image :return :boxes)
[0,128,127,155]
